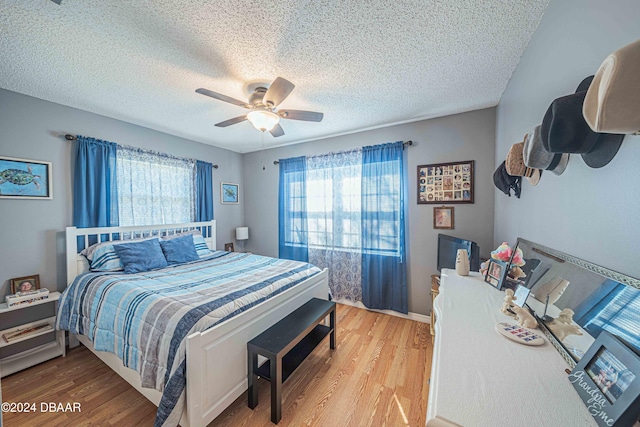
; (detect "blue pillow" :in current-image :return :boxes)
[113,238,168,274]
[159,234,199,265]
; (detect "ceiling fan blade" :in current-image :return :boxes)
[269,123,285,137]
[215,115,247,127]
[196,88,249,108]
[263,77,295,108]
[278,109,324,122]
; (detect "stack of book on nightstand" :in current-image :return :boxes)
[2,322,53,343]
[5,288,50,308]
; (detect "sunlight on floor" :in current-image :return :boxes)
[393,392,409,425]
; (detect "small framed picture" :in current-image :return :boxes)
[484,259,506,289]
[568,331,640,427]
[220,182,239,204]
[513,284,531,307]
[0,156,53,199]
[433,206,454,229]
[224,242,234,252]
[10,274,41,295]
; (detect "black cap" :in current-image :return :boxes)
[541,76,625,168]
[493,161,521,198]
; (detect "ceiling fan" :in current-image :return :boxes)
[196,77,323,137]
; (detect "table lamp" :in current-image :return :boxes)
[236,227,249,253]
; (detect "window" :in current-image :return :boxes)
[306,160,362,250]
[280,146,403,257]
[117,147,196,226]
[281,164,307,248]
[584,285,640,350]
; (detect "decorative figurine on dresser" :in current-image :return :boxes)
[511,305,538,329]
[500,288,517,317]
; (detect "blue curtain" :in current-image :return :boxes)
[195,160,214,223]
[73,136,118,249]
[361,142,407,313]
[278,156,308,262]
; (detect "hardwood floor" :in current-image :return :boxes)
[2,304,433,426]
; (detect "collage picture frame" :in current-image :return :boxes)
[417,160,474,204]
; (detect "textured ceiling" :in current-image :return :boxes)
[0,0,549,153]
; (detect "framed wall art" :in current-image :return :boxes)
[418,160,474,204]
[0,156,52,199]
[220,182,239,204]
[433,206,454,230]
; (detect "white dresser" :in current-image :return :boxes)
[426,269,597,427]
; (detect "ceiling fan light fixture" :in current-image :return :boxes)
[247,110,280,132]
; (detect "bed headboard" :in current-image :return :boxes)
[65,220,217,286]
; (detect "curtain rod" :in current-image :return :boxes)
[272,140,413,165]
[64,134,219,169]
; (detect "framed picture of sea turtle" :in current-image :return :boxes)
[0,156,52,199]
[220,182,239,204]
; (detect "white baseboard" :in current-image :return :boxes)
[334,299,430,324]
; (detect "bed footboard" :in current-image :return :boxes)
[185,269,328,427]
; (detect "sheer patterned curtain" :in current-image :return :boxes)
[306,149,363,302]
[117,146,196,226]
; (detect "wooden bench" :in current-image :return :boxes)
[247,297,336,423]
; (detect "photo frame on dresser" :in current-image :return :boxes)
[484,259,506,289]
[568,331,640,427]
[513,284,531,307]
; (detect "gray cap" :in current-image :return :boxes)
[523,125,569,176]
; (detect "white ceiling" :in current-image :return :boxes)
[0,0,549,153]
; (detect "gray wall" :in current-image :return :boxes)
[495,0,640,279]
[243,108,496,315]
[0,89,244,294]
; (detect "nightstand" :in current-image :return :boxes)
[0,291,65,377]
[430,274,440,343]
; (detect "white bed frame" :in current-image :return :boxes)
[65,220,329,427]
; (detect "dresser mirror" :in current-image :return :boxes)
[505,238,640,367]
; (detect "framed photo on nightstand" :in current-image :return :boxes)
[10,274,40,295]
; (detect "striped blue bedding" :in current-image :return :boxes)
[56,251,322,427]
